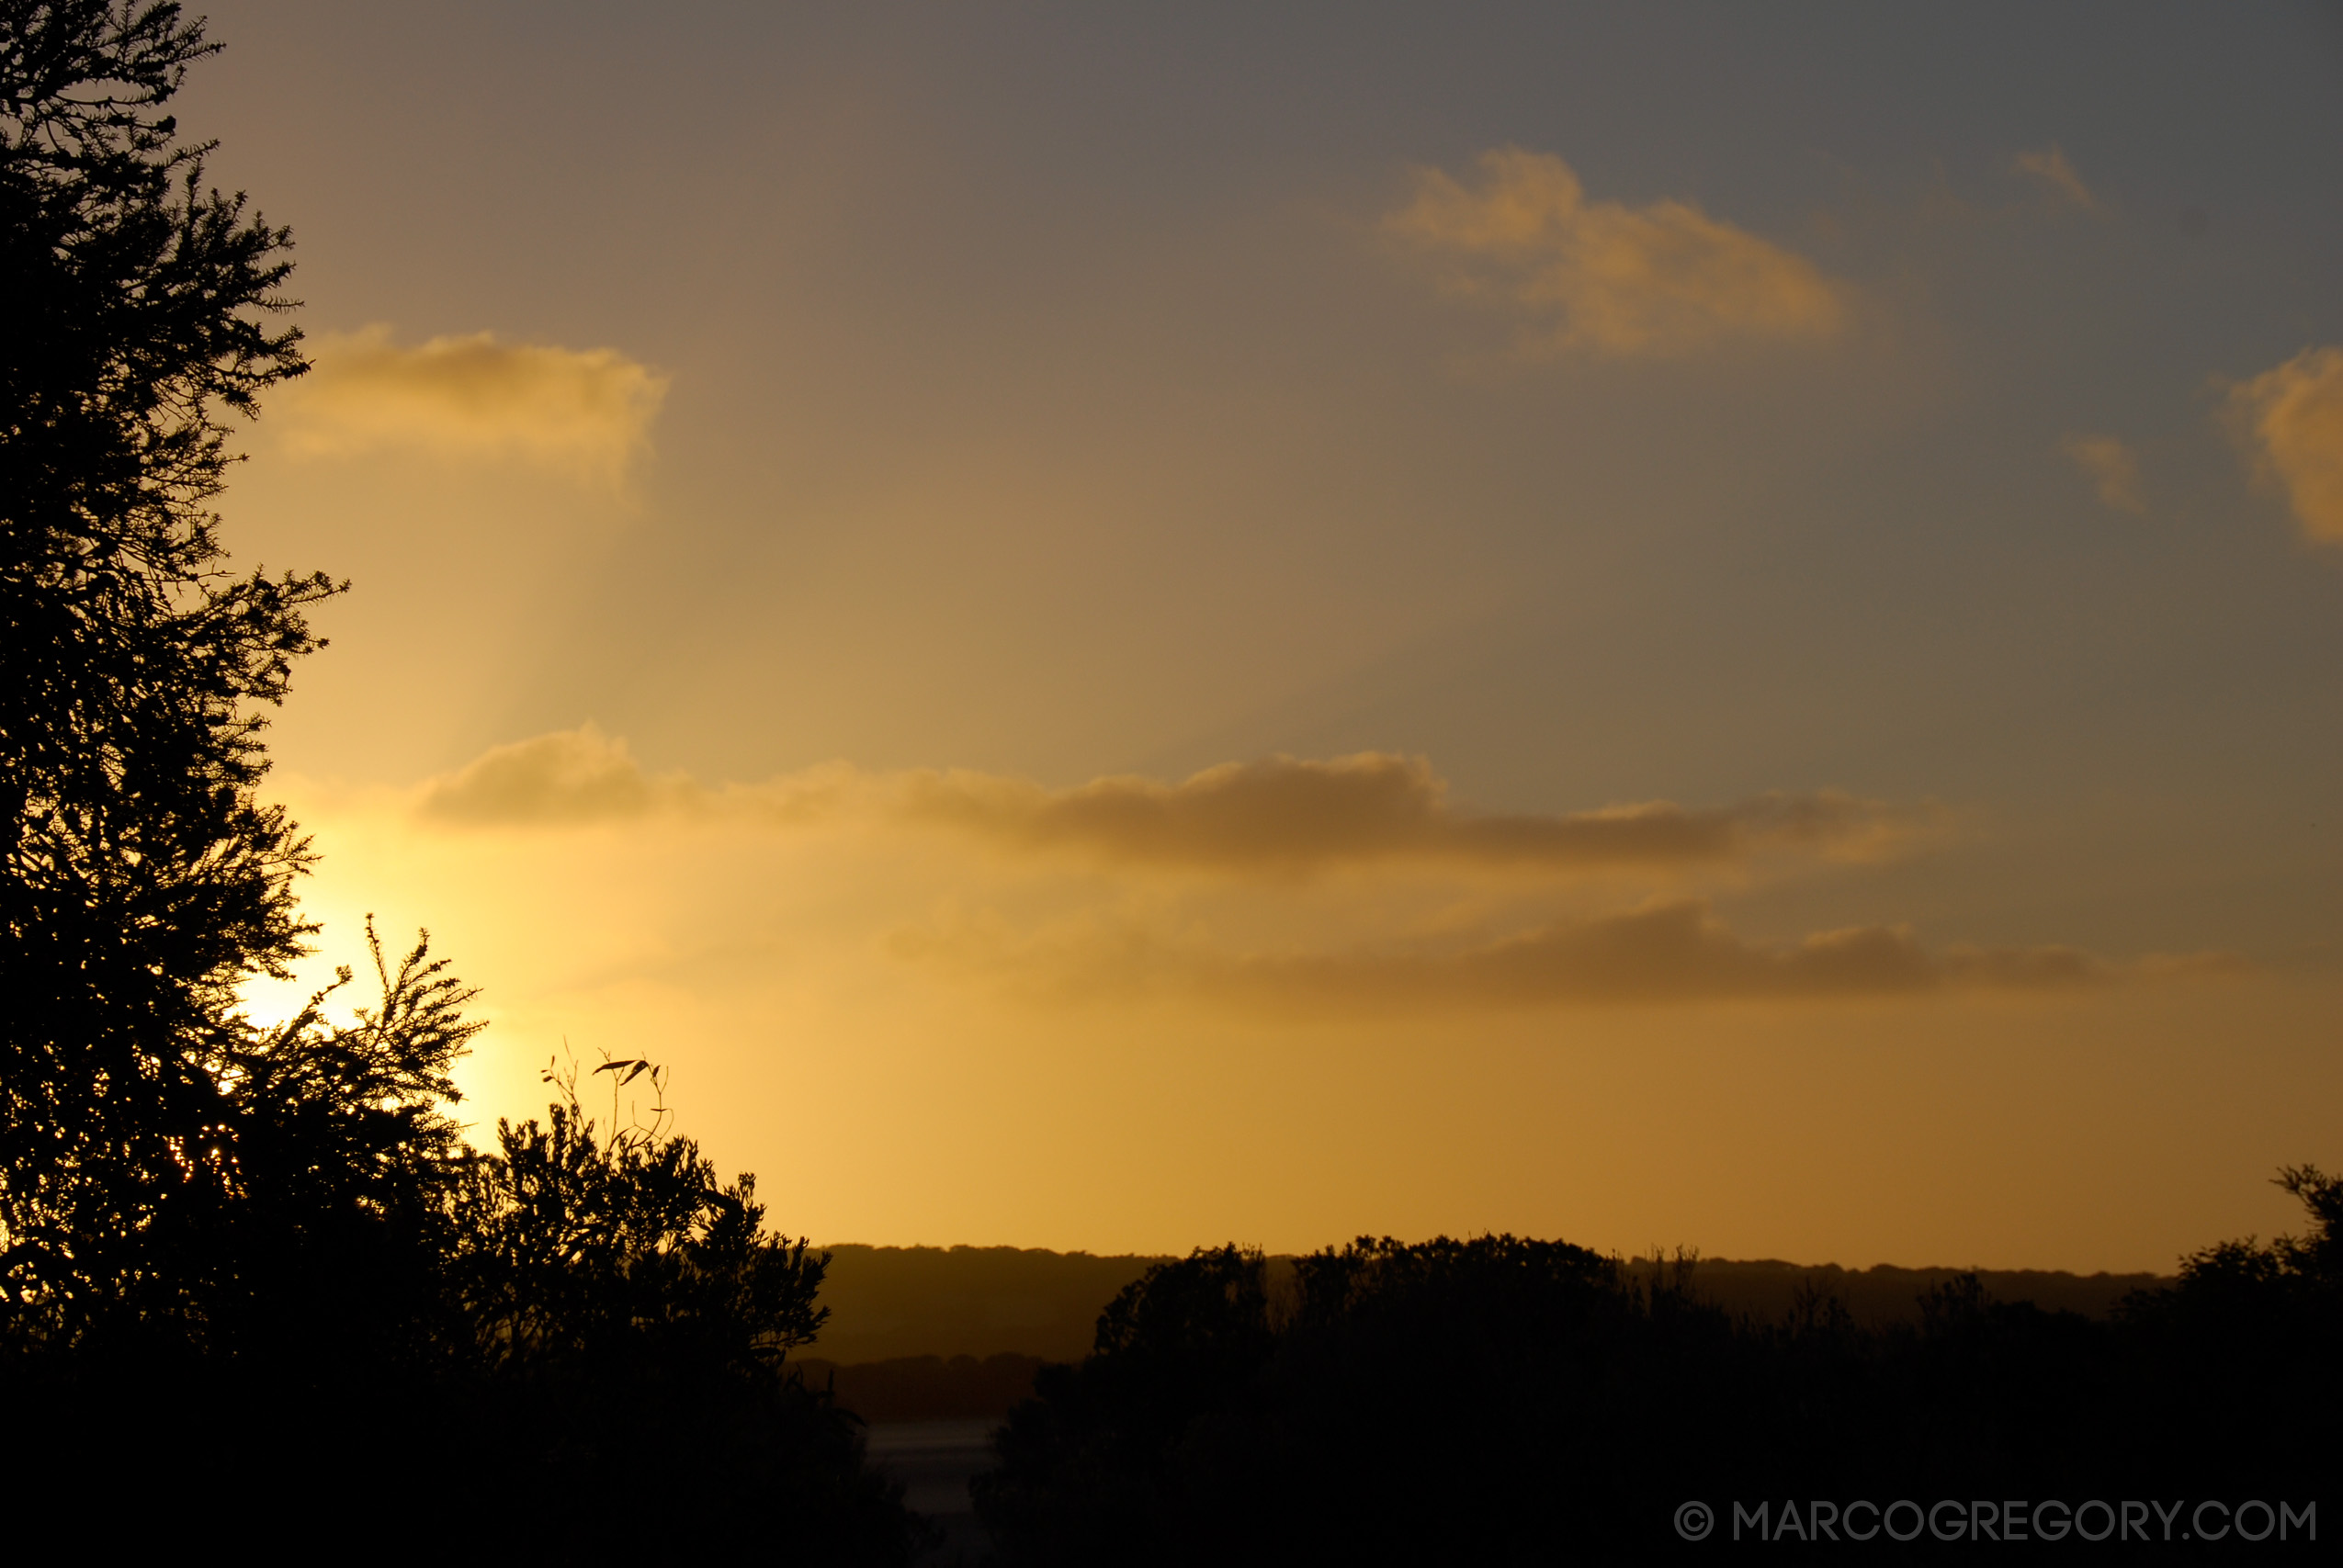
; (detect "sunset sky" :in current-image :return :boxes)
[193,1,2342,1271]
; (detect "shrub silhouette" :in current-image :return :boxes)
[440,1056,919,1561]
[2111,1164,2343,1500]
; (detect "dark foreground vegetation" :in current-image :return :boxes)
[975,1183,2338,1562]
[0,6,914,1557]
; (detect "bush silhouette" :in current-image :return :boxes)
[439,1056,918,1561]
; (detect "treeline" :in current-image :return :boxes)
[974,1174,2338,1562]
[798,1252,2161,1424]
[809,1243,2159,1367]
[1618,1255,2159,1326]
[812,1244,1177,1363]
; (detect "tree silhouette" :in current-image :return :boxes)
[2,11,920,1556]
[1,0,336,1347]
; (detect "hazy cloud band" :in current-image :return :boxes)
[898,898,2210,1014]
[417,728,1941,874]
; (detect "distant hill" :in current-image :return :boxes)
[803,1244,2169,1422]
[809,1245,1175,1365]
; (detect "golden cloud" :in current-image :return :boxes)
[1384,147,1845,357]
[273,325,670,481]
[902,899,2128,1013]
[2059,434,2144,513]
[416,730,1940,874]
[2228,346,2343,544]
[416,725,688,824]
[2013,146,2100,211]
[416,726,845,828]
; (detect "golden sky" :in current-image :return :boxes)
[197,1,2343,1271]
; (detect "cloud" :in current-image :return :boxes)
[904,899,2128,1013]
[1383,147,1845,357]
[392,731,2238,1018]
[273,325,670,480]
[417,725,691,824]
[416,726,849,828]
[2059,434,2145,513]
[2227,346,2343,544]
[416,730,1941,874]
[2013,146,2100,211]
[892,754,1933,872]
